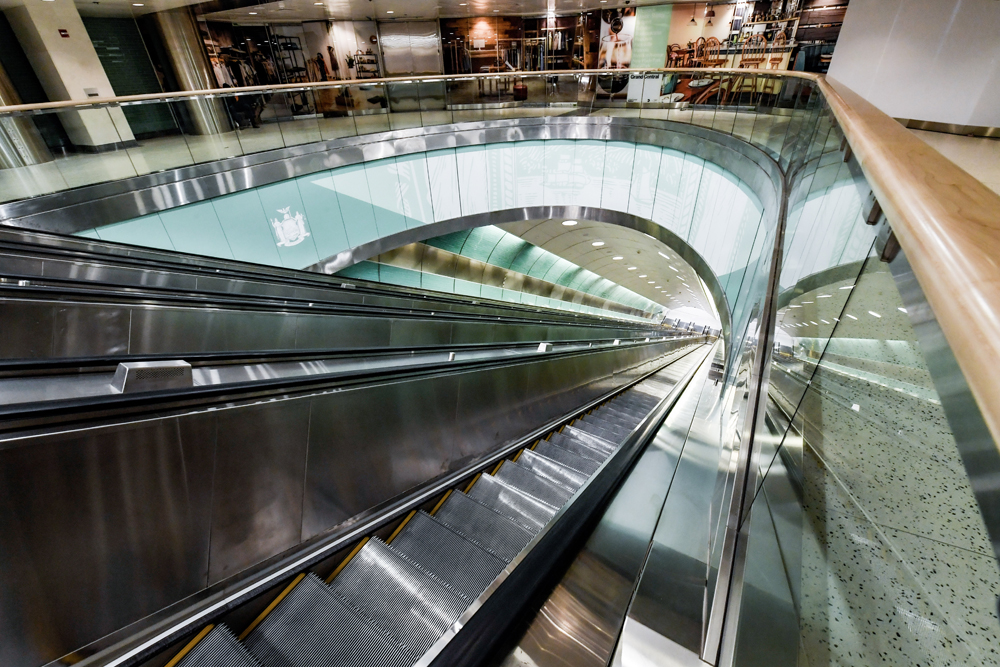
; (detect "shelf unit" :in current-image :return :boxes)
[354,51,381,79]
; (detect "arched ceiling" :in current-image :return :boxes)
[500,217,717,320]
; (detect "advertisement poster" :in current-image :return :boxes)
[598,8,636,94]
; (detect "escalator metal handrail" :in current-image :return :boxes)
[420,344,714,667]
[71,340,708,667]
[0,336,693,432]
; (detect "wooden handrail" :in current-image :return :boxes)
[819,76,1000,451]
[2,69,997,450]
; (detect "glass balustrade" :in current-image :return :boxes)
[0,68,996,667]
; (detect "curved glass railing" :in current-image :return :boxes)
[0,69,814,203]
[2,69,999,667]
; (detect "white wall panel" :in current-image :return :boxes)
[627,144,662,220]
[456,146,490,216]
[600,141,637,213]
[425,148,462,221]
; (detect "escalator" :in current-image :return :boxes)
[159,351,709,667]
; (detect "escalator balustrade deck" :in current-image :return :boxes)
[169,388,662,667]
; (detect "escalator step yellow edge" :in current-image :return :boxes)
[512,449,523,462]
[429,490,453,516]
[463,472,482,493]
[386,510,417,545]
[530,440,540,450]
[490,460,505,475]
[165,624,215,667]
[239,573,305,640]
[325,537,370,584]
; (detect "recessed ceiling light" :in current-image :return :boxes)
[386,9,393,13]
[592,241,604,247]
[612,256,623,260]
[638,274,647,278]
[314,1,322,4]
[132,2,144,5]
[562,220,577,226]
[648,281,655,284]
[868,311,881,318]
[248,11,257,14]
[627,267,637,270]
[493,8,499,11]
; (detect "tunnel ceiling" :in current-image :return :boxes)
[501,218,715,318]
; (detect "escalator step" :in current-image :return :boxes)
[517,449,587,490]
[243,573,416,667]
[600,405,646,423]
[390,512,506,602]
[532,441,601,475]
[580,415,630,437]
[547,432,609,461]
[434,491,534,562]
[561,425,618,453]
[328,538,467,656]
[176,625,260,667]
[495,460,574,508]
[467,474,557,532]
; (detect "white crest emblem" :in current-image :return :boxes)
[271,207,310,247]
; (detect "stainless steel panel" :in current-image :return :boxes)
[407,22,444,76]
[619,348,724,654]
[389,318,454,348]
[292,313,393,350]
[0,413,215,667]
[0,300,55,359]
[500,347,713,667]
[208,400,310,584]
[301,372,461,539]
[53,303,131,357]
[127,307,230,355]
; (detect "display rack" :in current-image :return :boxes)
[354,51,381,79]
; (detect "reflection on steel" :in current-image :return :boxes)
[495,345,715,667]
[619,344,725,655]
[111,360,193,394]
[0,61,51,168]
[0,117,779,239]
[0,339,688,667]
[375,242,654,320]
[152,8,231,136]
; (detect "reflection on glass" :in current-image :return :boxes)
[735,252,1000,666]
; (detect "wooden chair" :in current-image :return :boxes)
[768,31,787,69]
[666,43,685,68]
[739,34,767,68]
[690,37,707,67]
[761,31,786,98]
[702,37,727,68]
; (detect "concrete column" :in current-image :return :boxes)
[153,8,230,135]
[0,60,52,168]
[4,0,136,150]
